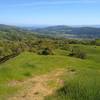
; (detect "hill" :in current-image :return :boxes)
[0,44,99,99]
[0,24,100,99]
[0,24,36,41]
[32,25,100,39]
[0,24,100,39]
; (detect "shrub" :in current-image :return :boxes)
[24,72,32,77]
[38,47,54,55]
[69,46,86,59]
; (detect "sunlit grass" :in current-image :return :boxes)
[0,44,100,99]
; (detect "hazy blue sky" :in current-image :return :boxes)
[0,0,100,25]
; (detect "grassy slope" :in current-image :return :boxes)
[45,45,100,100]
[0,45,100,99]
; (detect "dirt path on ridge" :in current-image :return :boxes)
[9,68,65,100]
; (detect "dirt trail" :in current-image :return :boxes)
[9,69,65,100]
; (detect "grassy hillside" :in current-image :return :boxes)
[0,44,100,99]
[45,45,100,100]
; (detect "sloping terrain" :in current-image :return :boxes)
[0,45,100,100]
[9,69,65,100]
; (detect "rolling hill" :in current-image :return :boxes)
[32,25,100,39]
[0,24,100,39]
[0,24,100,100]
[0,44,100,99]
[0,24,39,40]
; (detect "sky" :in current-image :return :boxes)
[0,0,100,26]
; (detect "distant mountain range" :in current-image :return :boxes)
[0,24,100,39]
[31,25,100,39]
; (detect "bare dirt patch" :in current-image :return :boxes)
[9,69,65,100]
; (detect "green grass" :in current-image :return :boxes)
[45,45,100,100]
[0,44,100,99]
[45,69,100,100]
